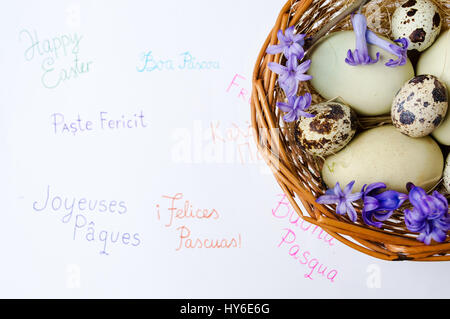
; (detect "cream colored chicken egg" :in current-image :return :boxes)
[444,155,450,193]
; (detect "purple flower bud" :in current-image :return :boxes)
[316,181,362,222]
[345,13,380,66]
[366,31,409,67]
[266,26,306,60]
[361,183,408,228]
[404,185,450,245]
[276,93,314,122]
[268,57,312,98]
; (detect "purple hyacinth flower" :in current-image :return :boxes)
[316,181,363,222]
[361,183,408,228]
[366,31,409,67]
[268,57,312,97]
[404,184,450,245]
[266,26,306,59]
[276,93,314,122]
[345,13,380,66]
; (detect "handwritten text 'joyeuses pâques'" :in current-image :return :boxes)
[32,185,142,255]
[137,51,219,72]
[156,193,241,251]
[272,194,339,283]
[51,110,148,136]
[19,29,93,89]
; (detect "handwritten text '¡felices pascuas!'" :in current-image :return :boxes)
[19,29,93,89]
[156,193,242,251]
[272,194,339,283]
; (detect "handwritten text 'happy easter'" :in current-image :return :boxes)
[20,29,92,89]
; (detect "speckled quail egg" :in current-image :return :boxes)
[444,155,450,193]
[392,74,448,137]
[391,0,442,52]
[295,102,357,157]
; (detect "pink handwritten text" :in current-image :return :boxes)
[226,73,251,105]
[278,228,338,282]
[272,194,336,246]
[272,194,339,283]
[155,193,242,251]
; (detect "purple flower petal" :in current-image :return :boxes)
[346,192,362,202]
[276,102,293,113]
[297,59,311,74]
[343,180,356,195]
[346,202,358,222]
[270,55,312,98]
[408,186,427,209]
[287,43,305,60]
[337,201,347,216]
[372,210,394,222]
[431,227,447,243]
[404,208,426,232]
[283,111,297,123]
[295,74,313,82]
[268,62,287,75]
[345,14,380,66]
[418,232,432,245]
[316,181,362,222]
[363,182,386,195]
[362,211,383,228]
[333,182,344,197]
[297,111,315,118]
[280,78,297,98]
[266,44,284,55]
[361,183,407,228]
[363,196,380,212]
[375,190,407,211]
[316,194,340,205]
[277,29,288,43]
[266,27,307,60]
[366,30,408,67]
[276,93,313,122]
[404,185,449,244]
[302,92,312,106]
[292,33,306,45]
[284,26,295,39]
[432,191,448,211]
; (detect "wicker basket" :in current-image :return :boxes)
[251,0,450,261]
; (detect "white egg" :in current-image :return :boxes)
[391,0,442,52]
[445,155,450,193]
[322,125,444,193]
[417,30,450,145]
[308,31,414,116]
[295,102,356,156]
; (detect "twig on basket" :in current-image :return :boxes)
[304,0,372,53]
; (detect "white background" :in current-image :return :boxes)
[0,0,449,298]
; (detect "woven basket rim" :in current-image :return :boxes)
[251,0,450,261]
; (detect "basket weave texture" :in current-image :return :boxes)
[251,0,450,261]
